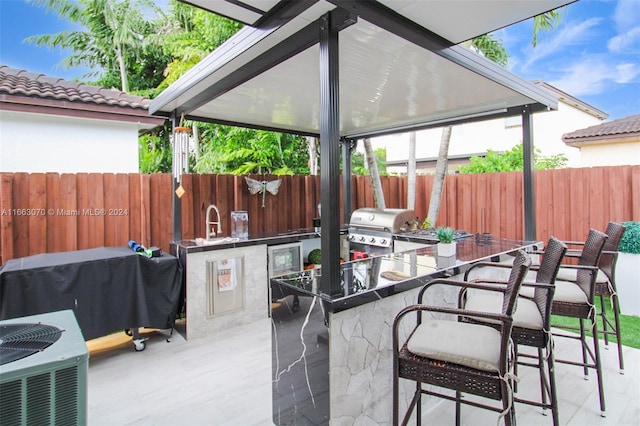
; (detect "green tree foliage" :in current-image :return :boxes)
[351,148,388,176]
[194,126,309,175]
[138,130,172,173]
[156,2,242,93]
[26,0,171,93]
[157,3,308,176]
[469,34,508,66]
[532,10,562,47]
[457,143,568,174]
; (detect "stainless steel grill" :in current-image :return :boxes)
[348,208,415,248]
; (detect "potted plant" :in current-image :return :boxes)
[616,221,640,317]
[436,226,456,257]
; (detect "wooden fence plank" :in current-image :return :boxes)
[608,166,628,223]
[305,176,319,225]
[488,172,501,237]
[180,174,195,241]
[551,168,569,239]
[187,174,200,240]
[291,175,304,229]
[1,167,638,264]
[0,174,14,263]
[27,174,47,256]
[59,174,78,252]
[103,174,128,247]
[588,167,605,234]
[12,173,30,258]
[128,174,142,245]
[632,165,640,220]
[457,174,473,230]
[76,173,91,250]
[139,174,152,246]
[83,173,105,248]
[197,174,212,238]
[46,173,60,253]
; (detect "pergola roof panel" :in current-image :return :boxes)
[151,0,571,138]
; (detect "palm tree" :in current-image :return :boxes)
[421,12,561,226]
[26,0,166,92]
[363,138,386,208]
[424,33,509,224]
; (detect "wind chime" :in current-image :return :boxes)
[172,124,191,198]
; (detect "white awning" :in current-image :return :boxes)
[151,0,573,138]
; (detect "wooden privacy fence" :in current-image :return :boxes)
[1,165,638,264]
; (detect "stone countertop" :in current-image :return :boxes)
[171,227,344,254]
[271,237,538,313]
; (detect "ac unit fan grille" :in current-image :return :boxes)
[0,323,63,366]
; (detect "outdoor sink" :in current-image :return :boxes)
[193,237,239,246]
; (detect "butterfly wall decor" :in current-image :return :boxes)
[245,177,282,207]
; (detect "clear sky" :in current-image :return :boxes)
[1,0,638,121]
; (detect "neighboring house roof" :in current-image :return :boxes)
[387,152,491,168]
[562,113,640,147]
[0,65,164,129]
[533,81,608,120]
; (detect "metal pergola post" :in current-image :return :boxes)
[522,104,536,241]
[319,12,342,297]
[341,137,355,224]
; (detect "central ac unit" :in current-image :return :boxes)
[0,310,89,426]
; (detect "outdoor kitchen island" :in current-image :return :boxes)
[270,237,538,425]
[170,228,349,340]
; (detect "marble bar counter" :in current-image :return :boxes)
[270,237,538,425]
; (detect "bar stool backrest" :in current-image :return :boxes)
[600,222,626,283]
[576,229,608,298]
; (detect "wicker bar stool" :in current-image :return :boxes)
[392,251,531,426]
[555,222,627,373]
[459,237,568,426]
[550,228,608,417]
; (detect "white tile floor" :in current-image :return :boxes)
[88,319,640,425]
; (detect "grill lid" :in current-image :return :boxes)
[349,208,416,234]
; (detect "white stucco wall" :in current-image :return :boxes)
[0,110,139,173]
[371,100,604,173]
[579,141,640,166]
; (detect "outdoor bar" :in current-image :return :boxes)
[148,0,576,423]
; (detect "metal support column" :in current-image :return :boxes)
[319,12,342,297]
[171,113,182,242]
[341,138,355,224]
[522,104,536,241]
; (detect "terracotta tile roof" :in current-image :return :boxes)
[563,113,640,143]
[0,65,149,110]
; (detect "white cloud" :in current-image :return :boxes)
[615,63,640,83]
[608,25,640,53]
[613,0,640,32]
[522,17,602,67]
[550,58,640,96]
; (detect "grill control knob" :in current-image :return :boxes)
[369,237,376,243]
[359,236,366,242]
[348,234,354,241]
[380,239,387,245]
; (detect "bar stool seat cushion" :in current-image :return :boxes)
[407,320,502,373]
[553,280,589,304]
[555,267,607,284]
[465,293,542,330]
